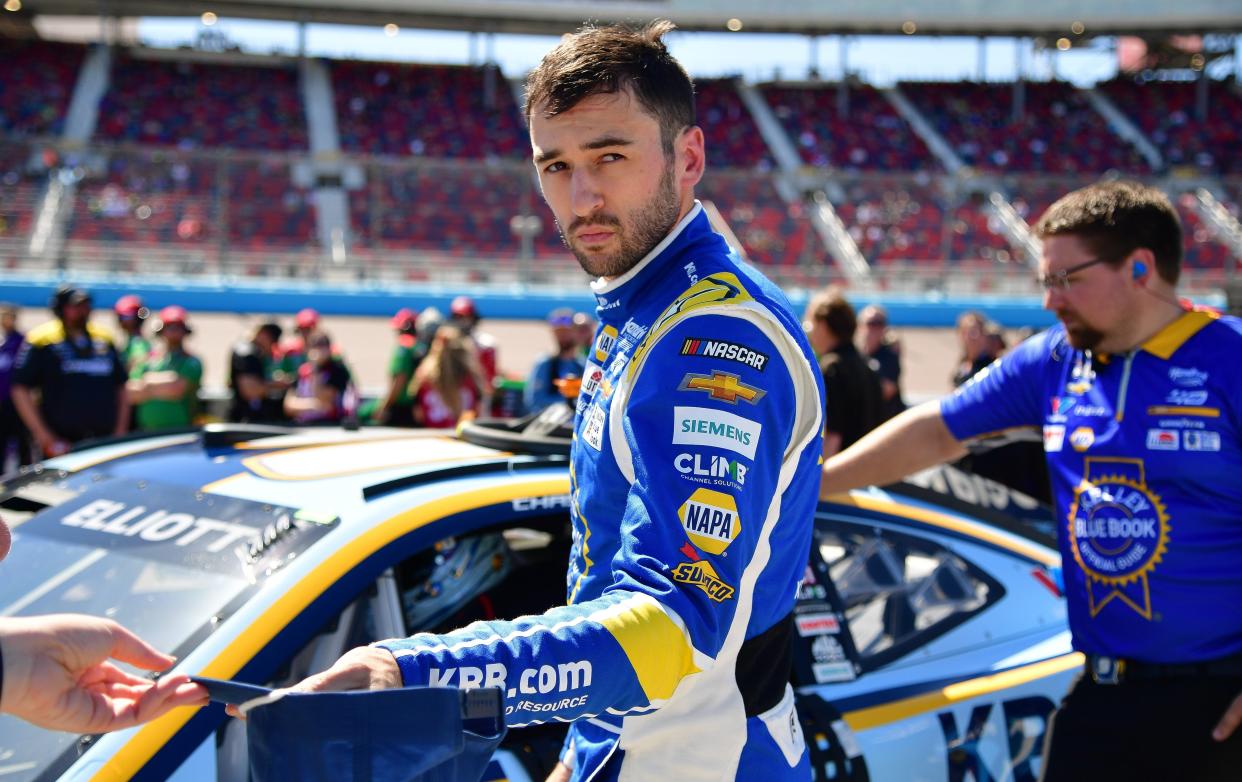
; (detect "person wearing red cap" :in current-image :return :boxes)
[113,294,152,373]
[127,306,203,431]
[0,514,208,732]
[278,308,321,378]
[362,308,425,427]
[449,296,498,403]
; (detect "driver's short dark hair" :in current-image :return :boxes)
[524,20,695,154]
[1034,180,1183,285]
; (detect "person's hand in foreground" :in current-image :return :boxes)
[226,645,401,718]
[0,614,207,733]
[1213,689,1242,742]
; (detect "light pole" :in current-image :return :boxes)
[510,213,543,286]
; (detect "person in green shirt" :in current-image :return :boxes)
[127,306,203,431]
[114,294,152,373]
[361,308,425,426]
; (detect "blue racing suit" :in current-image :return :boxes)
[379,204,825,781]
[940,310,1242,663]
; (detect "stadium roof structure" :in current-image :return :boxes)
[17,0,1242,36]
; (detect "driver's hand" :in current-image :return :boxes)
[227,646,402,718]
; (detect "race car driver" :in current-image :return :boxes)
[281,21,825,782]
[820,180,1242,779]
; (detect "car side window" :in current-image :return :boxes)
[815,521,1000,666]
[394,524,571,636]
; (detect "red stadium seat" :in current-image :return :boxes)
[899,80,1150,174]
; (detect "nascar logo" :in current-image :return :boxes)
[672,560,735,602]
[678,487,741,555]
[679,338,768,371]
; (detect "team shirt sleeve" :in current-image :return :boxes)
[939,331,1050,441]
[378,313,806,727]
[11,341,44,388]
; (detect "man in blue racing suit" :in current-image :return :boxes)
[820,180,1242,779]
[292,21,825,782]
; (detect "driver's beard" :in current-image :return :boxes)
[563,162,681,279]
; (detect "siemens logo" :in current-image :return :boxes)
[672,406,761,459]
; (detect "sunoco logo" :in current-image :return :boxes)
[672,560,735,602]
[678,487,741,555]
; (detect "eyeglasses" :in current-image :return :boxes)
[1035,257,1109,292]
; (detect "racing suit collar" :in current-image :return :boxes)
[590,202,707,315]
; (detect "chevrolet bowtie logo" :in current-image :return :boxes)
[678,371,765,405]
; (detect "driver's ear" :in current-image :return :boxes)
[677,126,705,190]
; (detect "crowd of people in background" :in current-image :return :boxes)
[0,284,606,468]
[0,282,1060,492]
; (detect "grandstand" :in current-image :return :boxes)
[0,17,1240,295]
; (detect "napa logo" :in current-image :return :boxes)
[678,487,741,555]
[594,326,618,362]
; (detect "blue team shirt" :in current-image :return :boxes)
[941,310,1242,663]
[380,205,825,780]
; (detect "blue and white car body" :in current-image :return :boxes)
[0,424,1075,782]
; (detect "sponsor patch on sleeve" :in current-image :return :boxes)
[672,406,762,459]
[678,371,765,405]
[679,338,769,371]
[671,559,736,602]
[678,487,741,555]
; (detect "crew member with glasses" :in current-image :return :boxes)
[818,180,1242,779]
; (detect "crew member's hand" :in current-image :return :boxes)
[1213,688,1242,741]
[35,431,69,458]
[227,645,402,718]
[545,762,572,782]
[0,614,207,733]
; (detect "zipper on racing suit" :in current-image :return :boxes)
[1114,352,1136,422]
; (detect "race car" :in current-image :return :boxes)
[0,413,1077,782]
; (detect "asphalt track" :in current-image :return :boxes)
[14,307,986,402]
